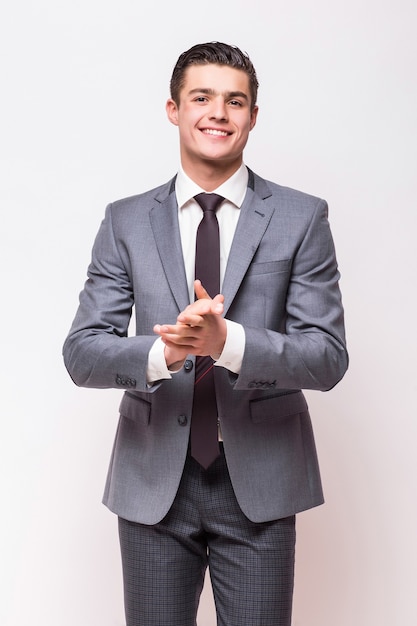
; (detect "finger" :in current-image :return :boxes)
[194,281,224,314]
[194,280,211,300]
[154,323,173,335]
[177,313,205,327]
[156,323,200,343]
[178,300,212,322]
[211,293,224,315]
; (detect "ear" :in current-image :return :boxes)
[249,105,259,131]
[166,98,179,126]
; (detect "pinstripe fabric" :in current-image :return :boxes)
[118,447,295,626]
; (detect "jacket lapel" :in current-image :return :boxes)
[222,173,275,315]
[149,180,190,313]
[149,173,275,317]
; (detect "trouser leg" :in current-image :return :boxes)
[118,448,295,626]
[208,514,295,626]
[202,453,296,626]
[118,457,209,626]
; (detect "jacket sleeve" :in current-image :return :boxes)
[62,203,156,393]
[234,199,348,392]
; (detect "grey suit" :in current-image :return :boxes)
[63,169,348,527]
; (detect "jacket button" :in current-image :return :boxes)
[178,415,188,426]
[184,359,193,372]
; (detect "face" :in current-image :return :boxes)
[166,64,258,177]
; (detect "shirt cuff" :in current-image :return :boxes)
[213,320,245,374]
[146,337,173,384]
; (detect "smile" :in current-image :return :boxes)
[201,129,230,137]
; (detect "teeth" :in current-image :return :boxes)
[203,129,228,136]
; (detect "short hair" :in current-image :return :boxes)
[170,42,259,110]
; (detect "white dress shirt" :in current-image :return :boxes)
[147,164,248,383]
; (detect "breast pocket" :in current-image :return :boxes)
[245,259,292,277]
[228,259,292,328]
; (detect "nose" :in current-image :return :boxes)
[209,97,228,121]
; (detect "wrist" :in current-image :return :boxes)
[167,359,186,371]
[164,346,186,371]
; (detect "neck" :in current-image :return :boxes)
[181,157,242,192]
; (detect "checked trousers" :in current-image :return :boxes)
[118,446,296,626]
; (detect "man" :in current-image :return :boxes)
[63,42,348,626]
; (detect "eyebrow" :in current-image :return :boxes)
[188,88,249,101]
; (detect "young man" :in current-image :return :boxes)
[63,42,348,626]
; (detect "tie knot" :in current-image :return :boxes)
[194,193,224,213]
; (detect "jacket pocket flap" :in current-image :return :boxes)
[250,391,308,423]
[119,392,151,425]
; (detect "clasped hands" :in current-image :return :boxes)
[153,280,227,370]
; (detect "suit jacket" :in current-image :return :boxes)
[63,169,348,524]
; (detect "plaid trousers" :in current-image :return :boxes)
[118,445,295,626]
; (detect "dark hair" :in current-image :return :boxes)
[170,42,259,110]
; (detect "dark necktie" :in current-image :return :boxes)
[190,192,224,469]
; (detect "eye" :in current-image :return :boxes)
[229,100,243,107]
[194,96,208,103]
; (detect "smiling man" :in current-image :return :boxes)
[63,42,348,626]
[166,63,258,188]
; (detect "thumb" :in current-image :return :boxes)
[194,280,211,300]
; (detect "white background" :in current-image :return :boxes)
[1,1,416,624]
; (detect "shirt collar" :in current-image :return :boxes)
[175,164,249,210]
